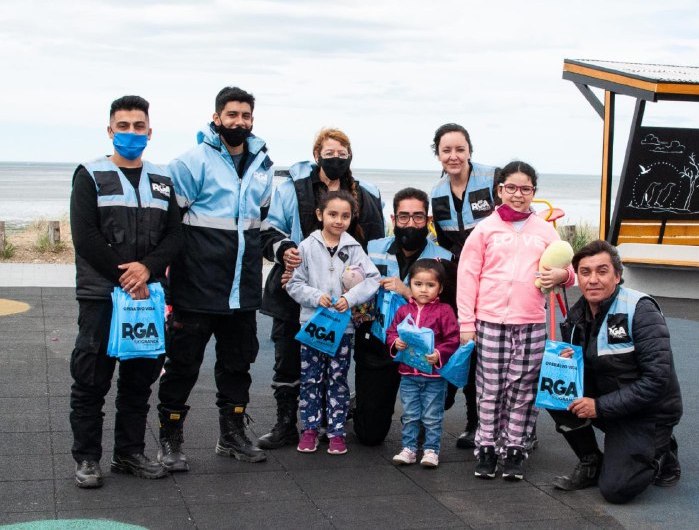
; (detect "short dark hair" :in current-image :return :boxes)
[215,86,255,114]
[494,160,538,189]
[393,187,429,214]
[110,95,149,119]
[408,258,446,286]
[572,239,624,277]
[432,123,473,155]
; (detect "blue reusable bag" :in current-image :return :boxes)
[107,283,166,359]
[393,314,434,373]
[437,340,474,387]
[295,304,352,357]
[371,288,407,342]
[535,340,584,410]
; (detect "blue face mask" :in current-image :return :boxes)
[113,132,148,160]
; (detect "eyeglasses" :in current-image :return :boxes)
[499,183,536,195]
[320,150,351,160]
[395,213,428,225]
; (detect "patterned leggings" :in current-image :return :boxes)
[474,320,546,455]
[299,333,352,438]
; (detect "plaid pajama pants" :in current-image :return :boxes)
[474,320,546,455]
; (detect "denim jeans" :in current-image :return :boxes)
[399,376,447,452]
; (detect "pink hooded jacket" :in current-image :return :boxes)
[456,210,575,332]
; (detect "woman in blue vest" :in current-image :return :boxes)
[258,128,385,449]
[430,123,497,449]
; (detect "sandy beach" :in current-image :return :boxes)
[1,218,74,264]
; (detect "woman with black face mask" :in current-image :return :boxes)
[257,128,385,450]
[429,123,498,451]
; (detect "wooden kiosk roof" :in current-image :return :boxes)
[563,59,699,103]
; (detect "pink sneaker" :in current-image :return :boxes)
[297,429,319,453]
[327,435,348,455]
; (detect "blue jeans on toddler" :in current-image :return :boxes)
[299,333,352,437]
[400,376,447,452]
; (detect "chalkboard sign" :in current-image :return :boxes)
[619,126,699,220]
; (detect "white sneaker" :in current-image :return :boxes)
[392,447,417,465]
[420,449,439,468]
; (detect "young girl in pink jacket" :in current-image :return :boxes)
[456,161,574,481]
[386,259,460,468]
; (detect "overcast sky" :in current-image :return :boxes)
[2,0,698,174]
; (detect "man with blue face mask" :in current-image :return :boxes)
[69,95,182,488]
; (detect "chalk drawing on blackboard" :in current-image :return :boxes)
[627,155,698,214]
[640,134,686,154]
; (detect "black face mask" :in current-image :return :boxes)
[217,124,251,147]
[318,156,352,181]
[394,226,429,252]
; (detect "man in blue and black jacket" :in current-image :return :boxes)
[551,240,682,504]
[157,86,274,469]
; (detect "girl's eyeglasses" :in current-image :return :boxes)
[499,183,535,195]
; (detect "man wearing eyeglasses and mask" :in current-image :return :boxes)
[257,128,384,450]
[352,187,456,446]
[157,86,274,469]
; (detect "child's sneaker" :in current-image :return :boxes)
[502,447,525,481]
[327,435,348,455]
[474,445,497,479]
[392,447,417,465]
[420,449,439,468]
[297,429,319,453]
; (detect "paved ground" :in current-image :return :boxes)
[0,272,697,529]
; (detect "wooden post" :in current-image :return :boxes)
[48,221,61,245]
[0,221,5,249]
[559,225,576,242]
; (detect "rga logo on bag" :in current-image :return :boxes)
[539,377,578,398]
[122,322,159,340]
[303,322,335,342]
[151,183,170,197]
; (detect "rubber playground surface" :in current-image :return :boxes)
[1,285,697,529]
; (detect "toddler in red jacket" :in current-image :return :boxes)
[386,259,460,468]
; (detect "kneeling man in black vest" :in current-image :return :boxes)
[551,240,682,504]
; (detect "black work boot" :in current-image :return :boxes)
[654,436,681,487]
[456,422,477,449]
[216,406,267,463]
[75,460,103,489]
[553,452,602,491]
[257,398,299,450]
[158,408,189,472]
[111,452,168,479]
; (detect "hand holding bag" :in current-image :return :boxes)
[371,288,407,342]
[393,314,434,373]
[295,303,352,357]
[534,340,584,410]
[107,283,166,360]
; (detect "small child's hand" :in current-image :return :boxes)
[394,338,407,351]
[426,351,440,365]
[334,296,349,312]
[318,294,333,308]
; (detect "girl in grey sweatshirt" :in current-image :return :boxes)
[286,191,380,455]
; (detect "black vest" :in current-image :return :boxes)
[75,158,172,299]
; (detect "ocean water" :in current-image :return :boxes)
[0,162,610,228]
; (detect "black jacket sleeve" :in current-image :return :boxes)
[140,190,182,278]
[596,298,674,418]
[70,167,123,284]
